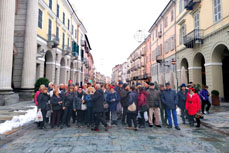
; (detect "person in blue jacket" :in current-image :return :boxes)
[85,87,95,127]
[107,85,120,126]
[200,85,211,114]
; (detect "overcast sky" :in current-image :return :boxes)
[70,0,170,77]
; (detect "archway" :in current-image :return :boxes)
[59,58,66,84]
[44,51,53,81]
[180,58,189,84]
[193,53,206,87]
[212,44,229,101]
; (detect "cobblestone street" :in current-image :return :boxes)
[1,120,229,153]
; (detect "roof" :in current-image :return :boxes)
[85,34,92,50]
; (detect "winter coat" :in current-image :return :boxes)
[127,91,138,114]
[146,88,160,108]
[137,91,148,110]
[73,92,85,110]
[63,92,74,108]
[185,93,201,115]
[161,89,177,109]
[85,94,93,108]
[37,93,50,110]
[104,90,109,102]
[120,89,129,107]
[107,91,120,111]
[200,89,209,101]
[92,88,105,113]
[177,90,188,110]
[34,90,41,106]
[51,94,62,111]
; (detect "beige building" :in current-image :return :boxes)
[0,0,92,105]
[176,0,229,101]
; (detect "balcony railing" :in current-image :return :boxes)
[183,29,204,48]
[63,45,71,55]
[47,34,59,48]
[185,0,201,10]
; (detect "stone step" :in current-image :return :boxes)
[0,115,14,121]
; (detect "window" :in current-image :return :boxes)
[68,19,70,30]
[171,10,174,21]
[72,25,74,35]
[48,19,52,41]
[49,0,52,10]
[179,0,185,13]
[67,37,69,47]
[171,36,175,50]
[63,12,65,25]
[194,11,200,37]
[179,24,186,45]
[164,16,168,28]
[160,24,162,32]
[62,33,65,50]
[214,0,221,22]
[56,27,59,40]
[57,4,59,18]
[155,29,158,38]
[38,9,42,29]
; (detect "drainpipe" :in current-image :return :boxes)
[174,0,179,91]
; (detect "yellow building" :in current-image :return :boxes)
[37,0,89,86]
[176,0,229,100]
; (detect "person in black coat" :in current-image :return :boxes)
[127,86,138,131]
[91,84,108,131]
[120,83,130,125]
[37,87,50,129]
[177,83,188,124]
[51,89,62,128]
[60,86,74,129]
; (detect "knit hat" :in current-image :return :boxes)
[149,82,154,86]
[123,83,128,89]
[180,83,186,88]
[189,88,195,92]
[110,85,114,89]
[119,81,123,85]
[165,82,170,86]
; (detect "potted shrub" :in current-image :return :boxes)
[211,90,220,106]
[34,78,50,92]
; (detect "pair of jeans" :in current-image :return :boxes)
[202,100,211,113]
[122,106,128,123]
[160,105,168,125]
[127,113,137,128]
[77,110,87,124]
[166,109,178,127]
[111,111,117,122]
[62,106,72,126]
[180,109,187,123]
[40,109,47,128]
[87,107,94,125]
[94,112,107,129]
[52,110,61,127]
[149,108,160,125]
[139,112,145,127]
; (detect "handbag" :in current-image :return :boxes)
[35,110,43,122]
[195,112,204,119]
[104,102,109,109]
[81,103,87,110]
[128,102,136,112]
[140,104,148,113]
[116,102,122,112]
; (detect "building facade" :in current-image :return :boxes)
[111,64,120,84]
[149,0,177,89]
[0,0,93,105]
[176,0,229,100]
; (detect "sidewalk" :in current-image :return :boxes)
[0,101,34,123]
[201,102,229,135]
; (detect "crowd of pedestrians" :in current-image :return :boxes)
[34,80,211,131]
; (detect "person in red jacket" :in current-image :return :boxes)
[137,87,148,128]
[185,88,201,127]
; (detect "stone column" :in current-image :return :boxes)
[205,63,224,98]
[0,0,16,92]
[21,0,38,89]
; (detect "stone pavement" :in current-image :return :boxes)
[201,102,229,135]
[0,121,229,153]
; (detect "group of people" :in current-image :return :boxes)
[34,79,211,131]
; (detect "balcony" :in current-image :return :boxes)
[141,50,145,56]
[158,31,162,38]
[183,29,204,48]
[156,55,163,63]
[47,34,59,48]
[63,45,71,55]
[185,0,201,10]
